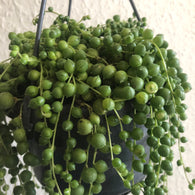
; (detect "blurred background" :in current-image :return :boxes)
[0,0,195,194]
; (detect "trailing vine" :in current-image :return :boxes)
[0,7,193,195]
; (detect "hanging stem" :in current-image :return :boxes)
[150,40,193,186]
[105,113,114,160]
[76,79,104,97]
[67,79,76,120]
[88,183,93,195]
[39,63,48,126]
[50,96,65,195]
[92,149,97,165]
[113,109,124,131]
[0,58,15,80]
[68,95,75,138]
[85,144,90,168]
[51,159,63,195]
[104,113,126,183]
[150,41,174,96]
[177,133,191,184]
[51,97,65,150]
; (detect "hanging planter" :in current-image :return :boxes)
[0,1,194,195]
[25,99,149,195]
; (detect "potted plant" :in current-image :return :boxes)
[0,5,194,195]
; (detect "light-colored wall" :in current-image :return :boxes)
[0,0,195,194]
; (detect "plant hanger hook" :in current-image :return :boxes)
[68,0,72,17]
[34,0,73,57]
[33,0,47,57]
[129,0,140,21]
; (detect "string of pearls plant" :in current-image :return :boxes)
[0,7,193,195]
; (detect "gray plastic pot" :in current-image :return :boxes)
[23,98,149,195]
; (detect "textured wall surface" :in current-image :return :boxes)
[0,0,195,194]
